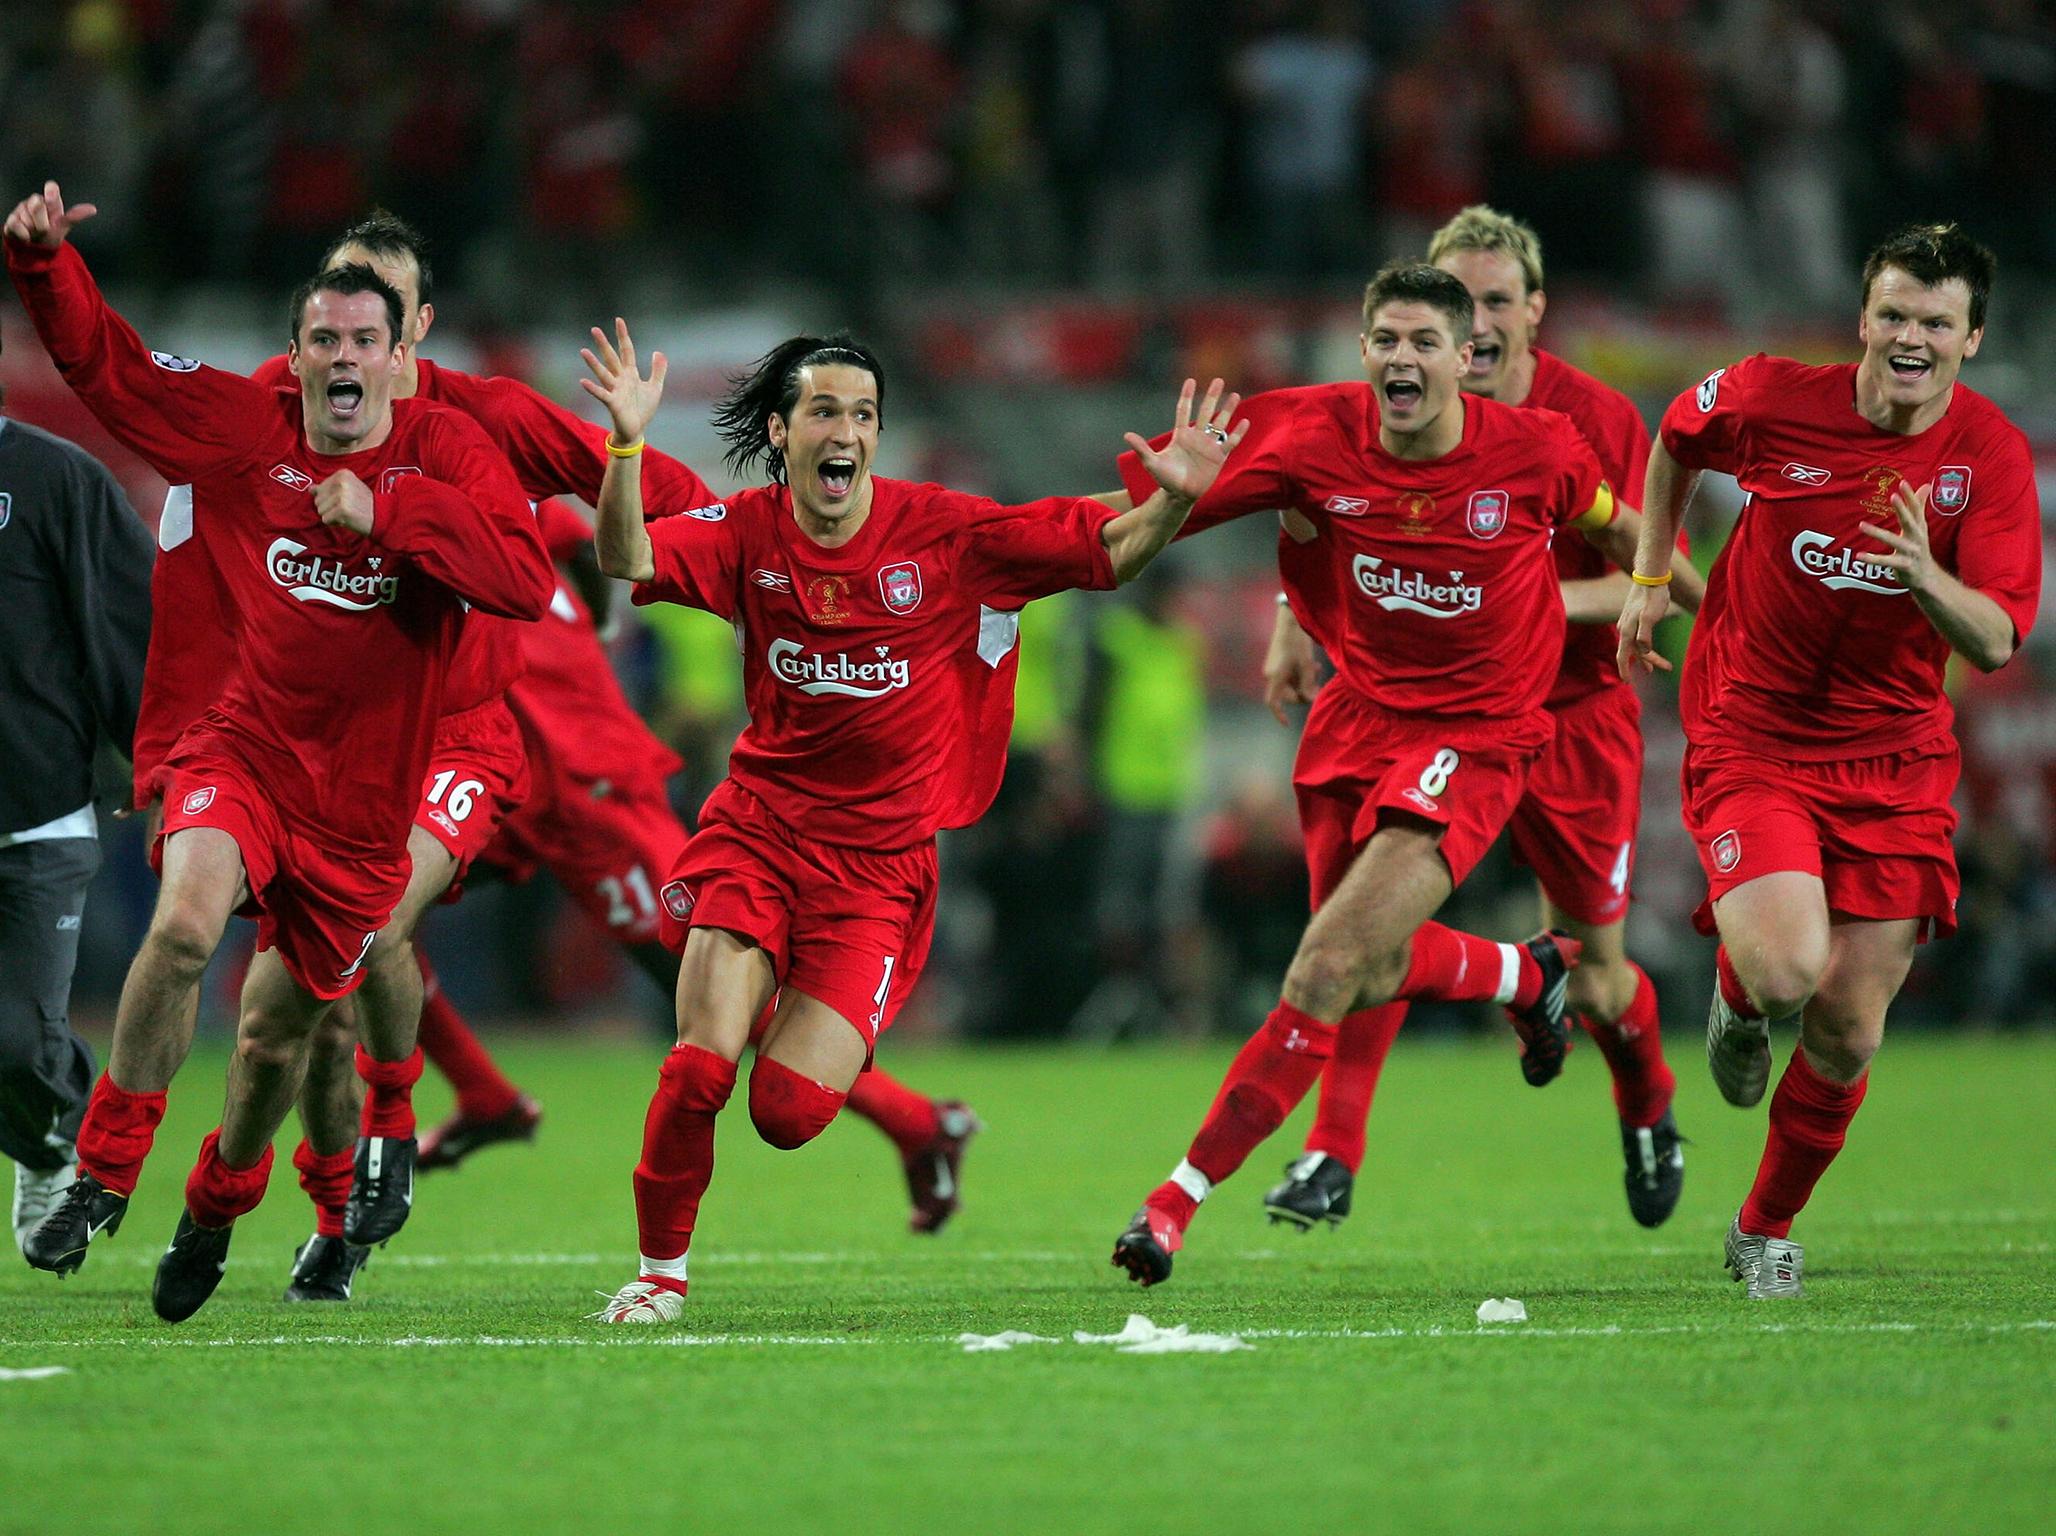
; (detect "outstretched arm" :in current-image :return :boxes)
[1579,505,1704,616]
[580,318,667,583]
[1100,377,1248,583]
[5,181,258,482]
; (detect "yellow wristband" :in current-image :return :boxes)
[1629,568,1673,587]
[605,435,645,458]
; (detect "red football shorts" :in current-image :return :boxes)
[488,768,691,945]
[154,748,407,1000]
[656,780,938,1048]
[415,700,529,901]
[1507,682,1644,927]
[1293,682,1551,904]
[1679,733,1961,942]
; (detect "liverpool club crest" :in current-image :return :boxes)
[1932,465,1971,516]
[878,561,923,615]
[1466,489,1509,540]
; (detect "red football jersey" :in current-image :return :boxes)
[632,477,1117,849]
[1526,348,1654,707]
[8,239,554,857]
[1662,354,2042,760]
[1124,384,1609,727]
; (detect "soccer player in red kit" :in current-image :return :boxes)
[1619,225,2041,1298]
[1105,264,1669,1287]
[1266,208,1691,1233]
[583,321,1246,1321]
[248,210,986,1274]
[5,183,552,1321]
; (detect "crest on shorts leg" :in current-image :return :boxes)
[182,786,216,815]
[1711,830,1741,874]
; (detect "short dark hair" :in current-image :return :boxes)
[710,335,887,485]
[1361,263,1475,342]
[322,208,433,302]
[1861,223,1995,330]
[287,263,407,350]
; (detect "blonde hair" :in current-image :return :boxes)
[1427,206,1545,296]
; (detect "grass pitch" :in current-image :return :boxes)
[1,1032,2050,1535]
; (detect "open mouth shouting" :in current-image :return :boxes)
[325,374,366,421]
[817,455,858,500]
[1886,353,1934,385]
[1467,341,1501,378]
[1383,375,1425,412]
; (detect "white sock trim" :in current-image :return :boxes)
[640,1252,689,1282]
[1493,943,1522,1006]
[1169,1160,1212,1204]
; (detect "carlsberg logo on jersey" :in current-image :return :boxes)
[1789,531,1908,596]
[267,538,402,610]
[768,638,912,698]
[1352,555,1484,619]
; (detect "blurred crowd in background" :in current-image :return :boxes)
[6,0,2056,1039]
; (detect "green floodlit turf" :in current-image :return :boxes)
[0,1033,2050,1536]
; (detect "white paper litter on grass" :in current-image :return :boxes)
[1475,1298,1528,1324]
[958,1330,1059,1353]
[1074,1313,1254,1354]
[0,1366,71,1381]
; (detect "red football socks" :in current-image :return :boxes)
[1716,945,1765,1019]
[356,1045,425,1139]
[633,1045,737,1263]
[73,1074,168,1197]
[1739,1047,1867,1239]
[415,956,521,1121]
[1400,923,1542,1008]
[1577,963,1676,1129]
[1305,1003,1407,1172]
[1185,1002,1338,1187]
[293,1139,355,1239]
[748,1057,846,1150]
[844,1069,940,1155]
[184,1128,274,1229]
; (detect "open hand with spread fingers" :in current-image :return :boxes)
[1129,377,1249,504]
[4,180,97,247]
[579,317,668,448]
[1859,479,1939,594]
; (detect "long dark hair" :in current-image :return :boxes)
[711,335,886,484]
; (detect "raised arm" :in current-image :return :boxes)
[4,182,259,483]
[1101,377,1248,583]
[578,318,666,583]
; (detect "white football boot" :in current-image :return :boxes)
[1706,991,1775,1107]
[594,1279,686,1323]
[12,1150,78,1256]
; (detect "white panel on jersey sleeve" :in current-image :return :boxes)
[977,605,1021,668]
[159,485,193,550]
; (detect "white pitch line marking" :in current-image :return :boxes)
[0,1320,2046,1352]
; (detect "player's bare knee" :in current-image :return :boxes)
[1802,996,1883,1080]
[307,1006,357,1057]
[234,1010,312,1072]
[1566,956,1633,1021]
[1282,943,1360,1019]
[144,905,223,980]
[1737,943,1826,1019]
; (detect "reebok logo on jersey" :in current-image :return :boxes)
[1401,787,1440,815]
[1933,466,1972,514]
[1351,555,1484,619]
[1781,463,1831,487]
[1325,495,1370,516]
[754,569,793,593]
[768,639,911,698]
[271,464,315,492]
[1790,531,1907,595]
[267,537,402,610]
